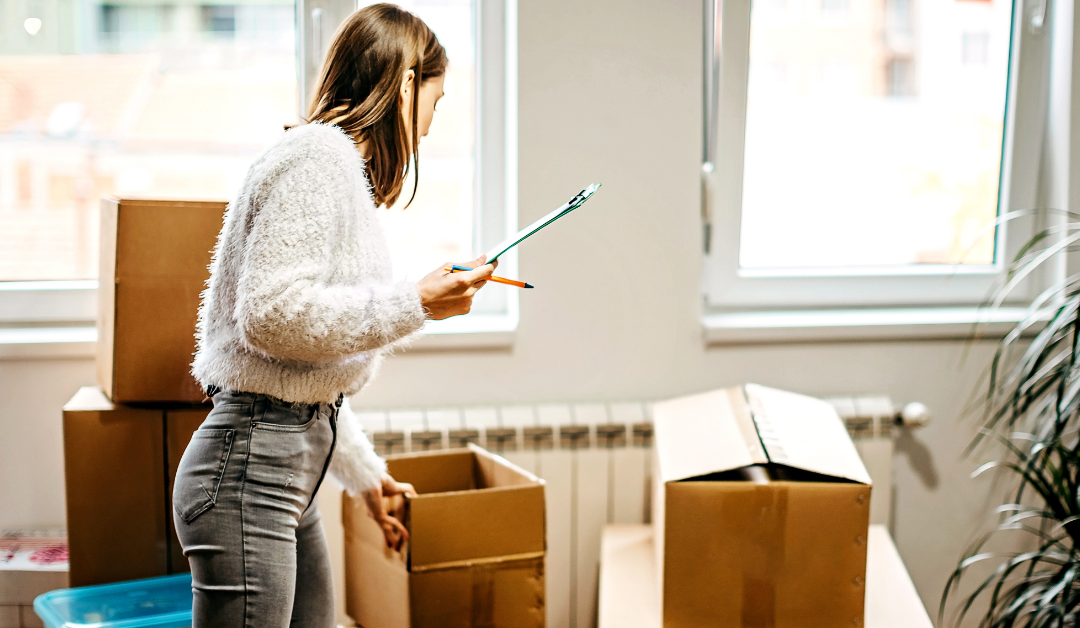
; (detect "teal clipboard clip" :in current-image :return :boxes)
[484,183,601,264]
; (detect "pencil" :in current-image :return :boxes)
[445,265,534,289]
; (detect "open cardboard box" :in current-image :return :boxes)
[653,384,873,628]
[343,444,546,628]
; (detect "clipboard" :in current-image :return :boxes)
[484,183,601,264]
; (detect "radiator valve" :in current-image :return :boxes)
[895,402,930,429]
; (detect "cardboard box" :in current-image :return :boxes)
[343,445,546,628]
[97,197,225,403]
[62,387,207,586]
[652,384,872,628]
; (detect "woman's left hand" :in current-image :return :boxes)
[361,475,417,551]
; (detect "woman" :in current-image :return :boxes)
[172,5,492,627]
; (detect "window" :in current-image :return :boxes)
[962,31,991,64]
[203,6,238,34]
[821,0,849,19]
[886,0,914,36]
[4,0,515,328]
[703,0,1048,311]
[885,58,915,97]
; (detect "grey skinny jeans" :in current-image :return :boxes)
[172,390,339,628]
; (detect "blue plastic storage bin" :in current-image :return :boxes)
[33,573,192,628]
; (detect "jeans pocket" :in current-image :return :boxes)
[254,404,318,432]
[174,428,234,524]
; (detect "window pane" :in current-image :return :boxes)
[365,0,475,282]
[738,0,1012,270]
[1,0,296,281]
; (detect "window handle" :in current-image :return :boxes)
[1027,0,1046,34]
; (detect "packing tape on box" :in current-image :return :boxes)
[740,484,788,628]
[468,555,544,628]
[409,550,546,574]
[411,552,544,628]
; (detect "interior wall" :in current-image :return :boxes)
[0,0,1034,624]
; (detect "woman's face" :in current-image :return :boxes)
[401,71,445,145]
[416,74,445,139]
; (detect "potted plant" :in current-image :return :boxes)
[942,225,1080,626]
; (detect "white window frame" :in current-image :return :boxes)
[702,0,1054,313]
[2,0,517,347]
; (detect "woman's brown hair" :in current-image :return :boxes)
[307,4,447,207]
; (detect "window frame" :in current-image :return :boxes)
[701,0,1053,312]
[2,0,518,335]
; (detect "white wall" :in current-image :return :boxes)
[0,0,1029,624]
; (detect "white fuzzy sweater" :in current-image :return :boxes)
[192,121,427,495]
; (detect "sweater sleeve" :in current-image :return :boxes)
[328,399,388,495]
[234,157,427,363]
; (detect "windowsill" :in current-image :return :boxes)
[0,315,517,360]
[702,307,1039,345]
[0,326,98,359]
[406,314,517,351]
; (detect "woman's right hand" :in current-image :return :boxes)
[361,475,417,551]
[416,255,496,320]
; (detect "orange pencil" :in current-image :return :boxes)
[445,265,534,289]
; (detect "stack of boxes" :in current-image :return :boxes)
[62,198,225,587]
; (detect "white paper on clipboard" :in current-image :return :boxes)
[483,183,601,264]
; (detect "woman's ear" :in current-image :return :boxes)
[399,69,416,105]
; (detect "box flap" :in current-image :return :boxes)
[386,449,477,494]
[408,484,546,570]
[384,446,546,571]
[654,385,871,485]
[653,388,766,483]
[471,444,542,488]
[745,384,871,485]
[343,493,411,628]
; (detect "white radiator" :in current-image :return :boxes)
[356,396,924,628]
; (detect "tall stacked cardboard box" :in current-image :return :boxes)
[62,198,225,587]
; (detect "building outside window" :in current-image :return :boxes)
[1,0,297,282]
[0,0,501,327]
[821,0,850,19]
[962,31,991,64]
[202,5,238,34]
[885,57,915,97]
